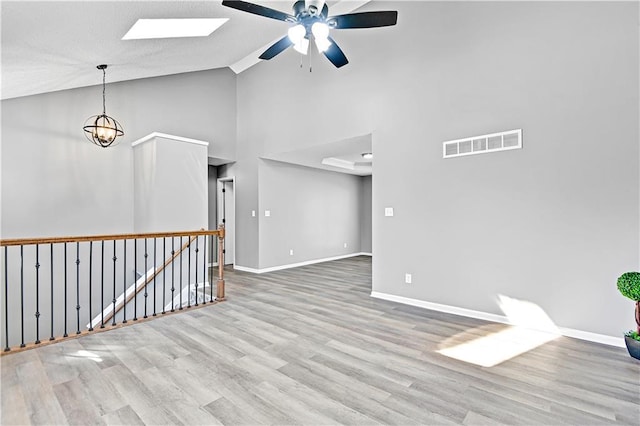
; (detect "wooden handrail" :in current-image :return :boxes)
[216,224,226,301]
[1,225,226,355]
[0,229,220,247]
[100,234,199,326]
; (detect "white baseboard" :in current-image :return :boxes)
[556,327,624,347]
[234,252,370,274]
[207,262,218,267]
[370,291,625,348]
[233,264,260,273]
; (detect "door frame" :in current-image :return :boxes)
[216,177,236,267]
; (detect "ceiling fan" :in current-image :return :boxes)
[222,0,398,68]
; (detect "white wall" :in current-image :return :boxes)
[1,90,134,238]
[133,135,208,233]
[216,159,260,268]
[1,69,236,347]
[208,165,218,231]
[360,175,372,254]
[236,1,639,338]
[257,160,363,269]
[2,1,637,341]
[1,68,236,239]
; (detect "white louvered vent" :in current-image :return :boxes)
[443,129,522,159]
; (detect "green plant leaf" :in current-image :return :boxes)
[617,272,640,301]
[625,330,640,341]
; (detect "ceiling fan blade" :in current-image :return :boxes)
[222,1,295,22]
[323,37,348,68]
[328,11,398,29]
[259,35,294,60]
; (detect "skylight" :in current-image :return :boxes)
[122,18,228,40]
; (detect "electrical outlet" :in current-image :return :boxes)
[251,210,256,217]
[405,273,412,284]
[385,207,394,217]
[265,210,271,217]
[289,249,294,256]
[343,243,347,248]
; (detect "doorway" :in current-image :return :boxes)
[217,177,235,266]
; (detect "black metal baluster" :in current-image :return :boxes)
[89,242,94,331]
[4,247,10,351]
[202,235,207,304]
[171,238,175,312]
[179,237,183,310]
[153,238,157,316]
[123,240,127,324]
[144,239,148,319]
[210,236,214,303]
[76,242,81,335]
[49,244,55,341]
[112,240,117,326]
[100,241,104,328]
[187,239,192,308]
[63,243,68,337]
[134,239,138,321]
[162,238,166,314]
[194,237,199,307]
[20,245,25,347]
[35,244,40,344]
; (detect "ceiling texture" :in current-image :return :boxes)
[1,0,372,100]
[1,0,374,174]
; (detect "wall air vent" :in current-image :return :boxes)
[443,129,522,159]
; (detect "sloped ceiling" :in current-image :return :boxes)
[0,0,370,100]
[1,0,377,175]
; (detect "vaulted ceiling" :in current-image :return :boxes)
[1,1,378,175]
[1,0,371,100]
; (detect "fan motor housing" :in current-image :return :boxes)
[293,0,328,19]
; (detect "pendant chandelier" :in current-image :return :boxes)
[83,64,124,147]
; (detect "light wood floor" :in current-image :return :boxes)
[1,256,639,425]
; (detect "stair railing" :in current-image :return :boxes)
[0,225,225,354]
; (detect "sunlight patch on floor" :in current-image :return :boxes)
[437,325,559,367]
[66,349,103,363]
[436,295,561,367]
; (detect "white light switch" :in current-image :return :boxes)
[265,210,271,217]
[289,249,294,256]
[343,243,348,248]
[405,273,412,284]
[251,210,256,217]
[385,207,394,217]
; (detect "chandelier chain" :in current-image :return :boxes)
[102,67,107,115]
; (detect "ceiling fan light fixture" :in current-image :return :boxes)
[314,36,331,53]
[222,1,398,68]
[293,37,309,55]
[288,24,309,54]
[287,24,306,44]
[311,22,329,39]
[311,21,331,52]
